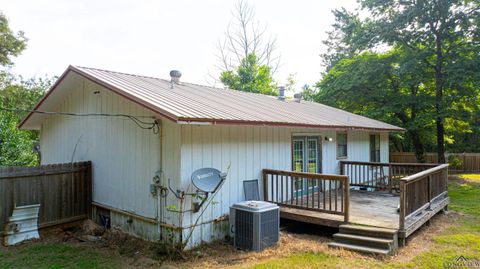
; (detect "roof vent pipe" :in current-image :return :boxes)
[170,70,182,88]
[293,93,302,103]
[278,86,285,101]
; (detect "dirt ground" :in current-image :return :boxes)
[0,208,460,269]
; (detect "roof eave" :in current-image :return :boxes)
[176,117,405,132]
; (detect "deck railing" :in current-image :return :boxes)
[339,161,438,192]
[263,169,349,222]
[399,164,449,233]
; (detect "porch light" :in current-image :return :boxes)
[325,137,333,142]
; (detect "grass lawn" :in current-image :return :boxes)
[249,174,480,269]
[0,243,121,269]
[0,174,478,269]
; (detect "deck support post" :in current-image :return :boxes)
[442,205,448,214]
[388,164,393,193]
[399,180,406,231]
[343,177,350,223]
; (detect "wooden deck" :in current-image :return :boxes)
[264,163,450,243]
[280,190,400,229]
[280,188,449,239]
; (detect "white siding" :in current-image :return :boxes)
[40,80,162,219]
[38,78,391,247]
[380,132,389,163]
[179,125,291,247]
[177,125,389,247]
[340,131,389,163]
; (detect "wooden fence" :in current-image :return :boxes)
[0,162,92,236]
[390,152,480,173]
[263,169,349,222]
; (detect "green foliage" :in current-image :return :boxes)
[447,155,463,167]
[0,12,27,67]
[0,111,38,166]
[0,11,51,167]
[316,49,437,160]
[317,0,480,160]
[220,53,277,96]
[284,73,297,93]
[0,76,51,166]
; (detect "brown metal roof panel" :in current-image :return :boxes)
[75,65,403,130]
[21,65,403,131]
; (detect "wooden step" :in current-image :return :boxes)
[339,224,398,240]
[333,233,394,249]
[328,242,391,255]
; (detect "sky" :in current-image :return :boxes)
[2,0,357,91]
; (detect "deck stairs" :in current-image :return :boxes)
[328,224,398,255]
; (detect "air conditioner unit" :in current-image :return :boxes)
[230,201,279,251]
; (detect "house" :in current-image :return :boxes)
[19,65,448,252]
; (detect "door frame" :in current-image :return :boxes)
[291,135,323,196]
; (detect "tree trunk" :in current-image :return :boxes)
[408,130,426,163]
[436,118,446,163]
[435,33,446,164]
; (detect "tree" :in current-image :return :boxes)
[0,76,50,166]
[319,0,480,162]
[217,0,280,75]
[0,12,27,68]
[0,11,50,166]
[220,53,277,95]
[317,49,438,161]
[284,73,297,93]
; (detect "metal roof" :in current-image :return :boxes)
[19,65,404,132]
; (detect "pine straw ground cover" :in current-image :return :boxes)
[164,174,479,269]
[0,174,478,269]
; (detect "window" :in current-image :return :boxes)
[370,134,380,162]
[337,133,348,158]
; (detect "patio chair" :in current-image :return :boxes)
[243,179,260,201]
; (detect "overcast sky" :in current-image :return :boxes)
[2,0,357,91]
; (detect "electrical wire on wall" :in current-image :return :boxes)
[0,107,160,134]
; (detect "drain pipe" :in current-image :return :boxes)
[157,186,162,238]
[157,119,164,240]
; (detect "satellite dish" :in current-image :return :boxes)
[191,168,227,193]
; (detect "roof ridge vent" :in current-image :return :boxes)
[170,70,182,88]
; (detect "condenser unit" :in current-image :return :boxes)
[230,201,279,251]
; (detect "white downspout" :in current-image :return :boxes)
[157,119,164,240]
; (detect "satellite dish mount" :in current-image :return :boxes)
[191,168,227,212]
